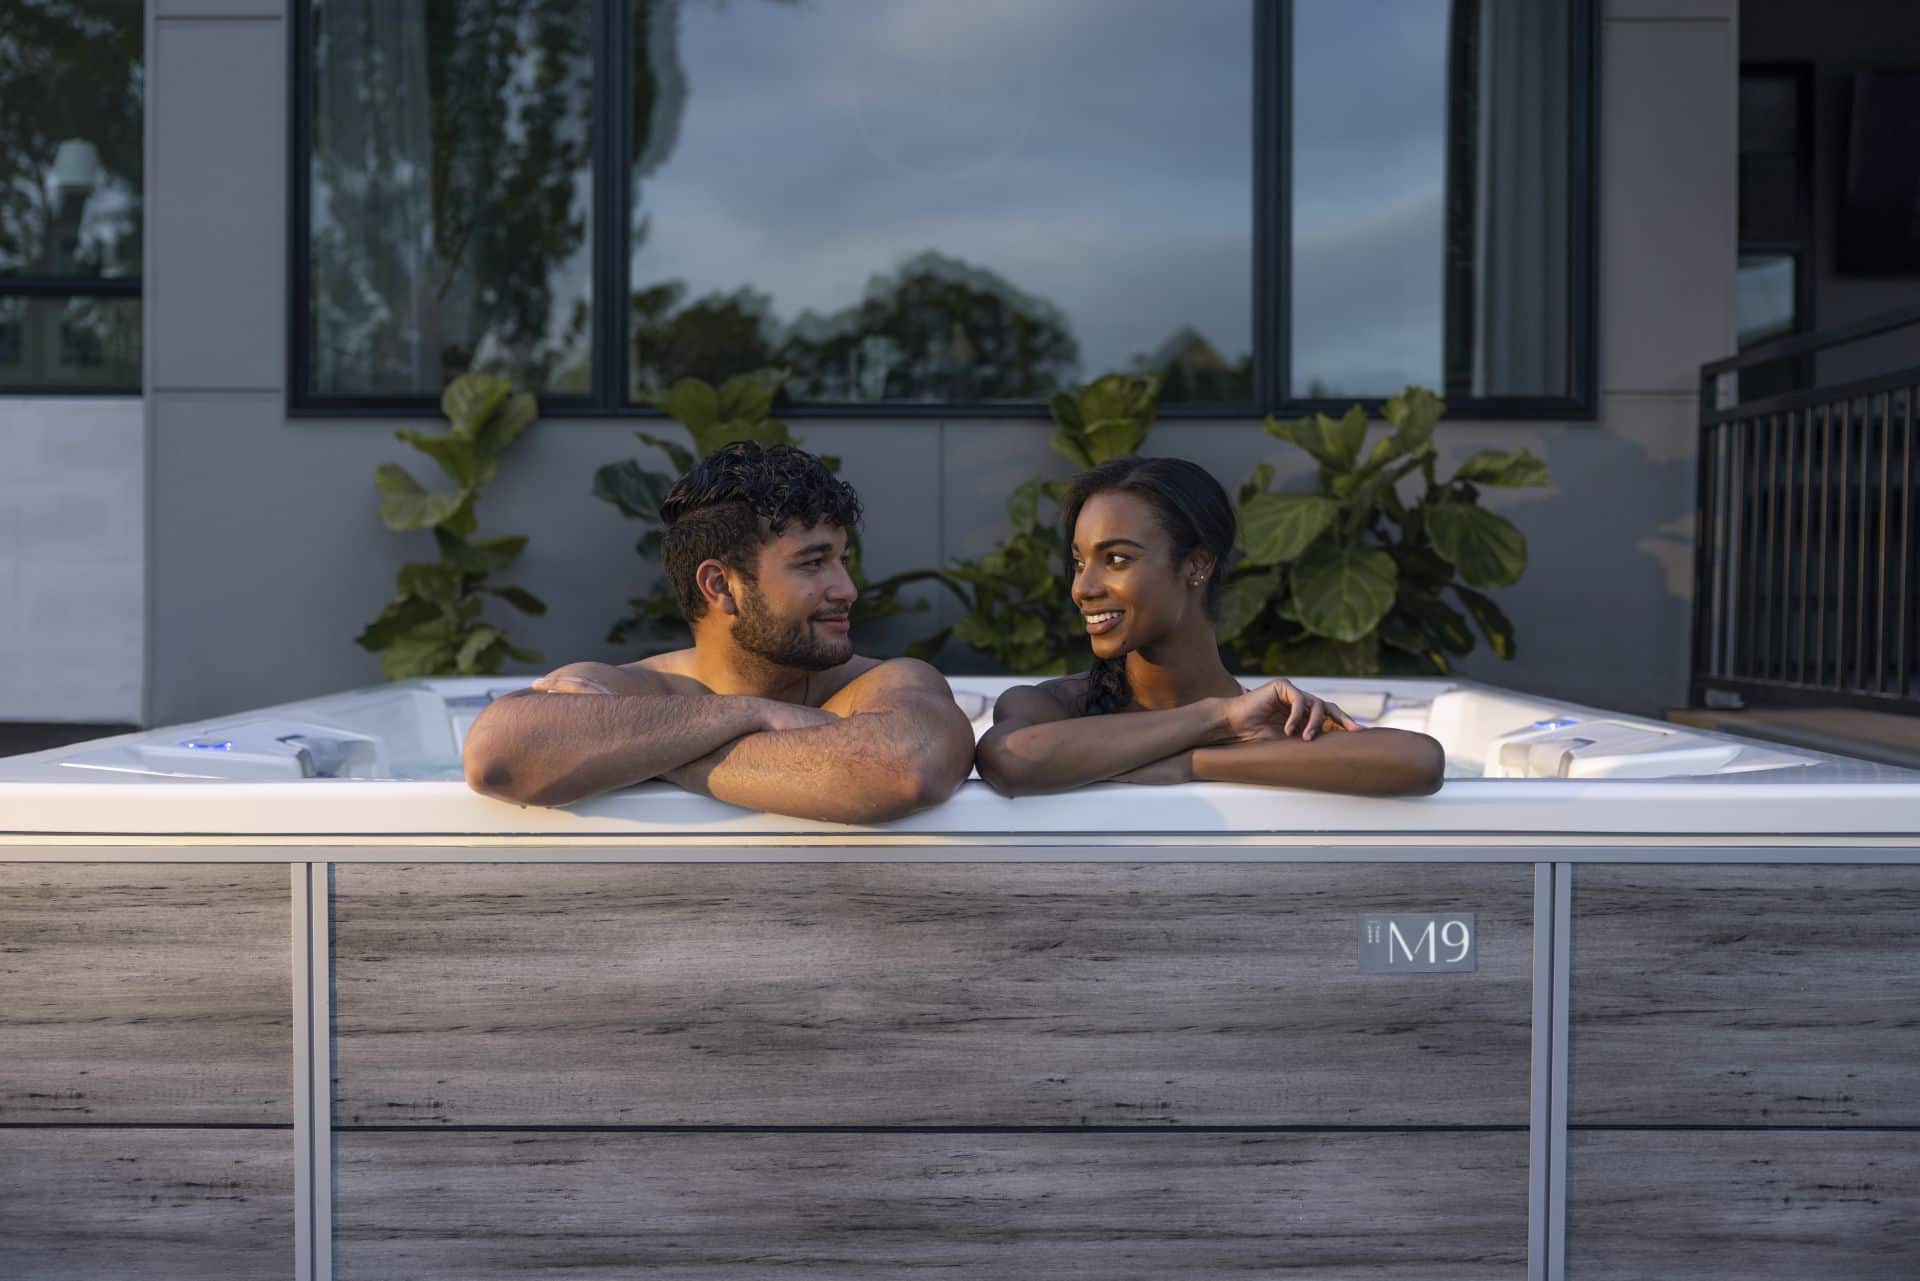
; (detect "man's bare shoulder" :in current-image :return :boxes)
[624,649,711,694]
[818,655,951,710]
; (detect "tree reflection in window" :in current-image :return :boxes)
[308,0,594,396]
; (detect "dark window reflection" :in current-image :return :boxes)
[1292,0,1572,401]
[307,0,595,397]
[0,295,141,392]
[0,0,143,392]
[624,0,1254,404]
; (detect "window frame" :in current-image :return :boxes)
[287,0,1598,421]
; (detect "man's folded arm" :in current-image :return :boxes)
[666,659,977,824]
[461,663,787,806]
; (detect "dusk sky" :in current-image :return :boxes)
[632,0,1455,393]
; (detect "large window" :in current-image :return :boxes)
[293,0,1594,417]
[0,0,144,394]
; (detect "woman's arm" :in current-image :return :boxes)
[975,678,1358,798]
[1118,728,1446,797]
[974,684,1230,797]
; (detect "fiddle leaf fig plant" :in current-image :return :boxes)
[916,373,1164,672]
[594,368,928,654]
[356,372,548,679]
[1221,385,1547,676]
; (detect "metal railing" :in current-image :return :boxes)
[1692,304,1920,714]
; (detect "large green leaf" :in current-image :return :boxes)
[433,529,527,575]
[473,391,537,461]
[1215,566,1283,645]
[455,626,504,674]
[1290,541,1397,643]
[1397,591,1476,656]
[1081,416,1151,464]
[1077,372,1161,428]
[354,595,440,653]
[1264,406,1367,472]
[441,373,510,437]
[1451,448,1549,488]
[1048,427,1096,468]
[374,464,466,531]
[593,460,672,522]
[397,561,461,605]
[661,378,720,432]
[482,584,548,616]
[1264,633,1380,676]
[1369,386,1445,467]
[1237,461,1273,510]
[1046,390,1083,434]
[1426,502,1527,588]
[396,428,482,488]
[715,369,783,424]
[1006,478,1044,532]
[380,618,460,679]
[1453,583,1517,659]
[1239,492,1341,566]
[1343,454,1428,532]
[637,430,696,476]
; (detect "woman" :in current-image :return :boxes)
[974,457,1446,798]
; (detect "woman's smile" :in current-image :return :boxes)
[1083,609,1125,636]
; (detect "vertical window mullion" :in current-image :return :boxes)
[591,0,623,411]
[1260,0,1291,415]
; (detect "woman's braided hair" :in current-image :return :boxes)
[1059,457,1237,715]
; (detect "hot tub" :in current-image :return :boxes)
[3,675,1918,1281]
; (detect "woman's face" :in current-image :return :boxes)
[1069,490,1206,660]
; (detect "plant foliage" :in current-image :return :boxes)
[1220,386,1547,675]
[356,373,548,678]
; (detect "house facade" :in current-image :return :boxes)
[4,0,1758,728]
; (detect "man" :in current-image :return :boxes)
[462,442,976,823]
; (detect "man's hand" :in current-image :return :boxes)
[1217,679,1361,744]
[527,662,652,697]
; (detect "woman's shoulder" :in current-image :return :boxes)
[1008,672,1096,718]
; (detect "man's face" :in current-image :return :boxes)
[729,520,858,670]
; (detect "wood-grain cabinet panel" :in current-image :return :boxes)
[331,862,1536,1126]
[335,1129,1530,1280]
[1565,1129,1920,1279]
[0,863,291,1123]
[0,1127,294,1280]
[1568,864,1920,1125]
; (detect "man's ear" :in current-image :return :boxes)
[695,559,737,616]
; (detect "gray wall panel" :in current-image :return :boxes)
[1569,864,1920,1125]
[1565,1130,1920,1279]
[148,17,285,392]
[1598,19,1737,395]
[0,1128,294,1280]
[335,1129,1530,1280]
[0,864,291,1124]
[330,862,1536,1127]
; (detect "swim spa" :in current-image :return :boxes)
[3,675,1918,1280]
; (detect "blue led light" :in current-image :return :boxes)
[1531,717,1579,730]
[178,737,234,751]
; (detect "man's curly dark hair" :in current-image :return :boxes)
[659,442,864,621]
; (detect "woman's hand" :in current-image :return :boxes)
[1218,679,1361,744]
[1108,752,1195,785]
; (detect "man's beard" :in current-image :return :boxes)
[732,578,853,671]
